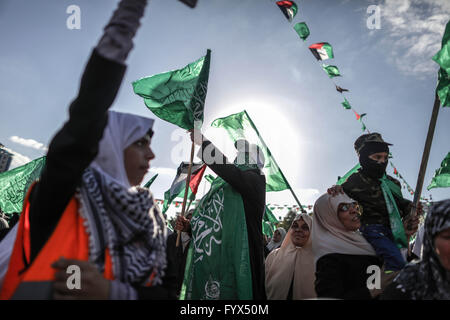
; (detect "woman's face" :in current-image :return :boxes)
[337,202,361,232]
[124,134,155,186]
[434,227,450,271]
[273,230,281,243]
[290,218,310,247]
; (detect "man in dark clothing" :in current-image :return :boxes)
[163,209,194,299]
[329,133,421,272]
[176,130,266,300]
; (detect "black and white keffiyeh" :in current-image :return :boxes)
[393,199,450,300]
[76,167,167,286]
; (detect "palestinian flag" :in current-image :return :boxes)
[309,42,334,61]
[341,98,352,110]
[133,49,211,130]
[294,22,310,41]
[276,1,298,22]
[393,167,399,176]
[427,152,450,190]
[162,162,206,213]
[322,64,341,78]
[353,111,367,131]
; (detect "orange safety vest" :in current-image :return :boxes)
[0,185,115,299]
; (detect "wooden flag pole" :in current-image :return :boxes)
[407,93,440,252]
[176,141,196,247]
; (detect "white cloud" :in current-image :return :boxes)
[379,0,450,76]
[9,136,48,151]
[2,147,31,169]
[149,167,177,177]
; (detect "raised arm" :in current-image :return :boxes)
[29,0,148,262]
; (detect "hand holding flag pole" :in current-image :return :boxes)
[176,140,196,247]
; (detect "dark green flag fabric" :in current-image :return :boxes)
[433,20,450,76]
[294,22,310,41]
[143,173,158,188]
[180,177,253,300]
[0,156,45,219]
[322,64,341,78]
[133,50,211,130]
[211,111,289,192]
[337,163,361,185]
[427,152,450,190]
[436,68,450,107]
[262,206,279,237]
[341,98,352,110]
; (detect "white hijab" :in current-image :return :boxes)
[312,193,376,263]
[265,214,316,300]
[91,110,154,188]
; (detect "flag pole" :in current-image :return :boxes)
[407,93,440,252]
[176,141,196,247]
[243,110,306,213]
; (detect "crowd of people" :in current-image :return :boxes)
[0,0,449,300]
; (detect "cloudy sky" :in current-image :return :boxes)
[0,0,449,219]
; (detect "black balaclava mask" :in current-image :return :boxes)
[359,142,389,180]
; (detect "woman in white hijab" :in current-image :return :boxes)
[312,192,381,300]
[1,0,167,300]
[265,214,316,300]
[266,227,287,253]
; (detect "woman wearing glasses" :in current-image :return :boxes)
[265,214,316,300]
[311,193,382,299]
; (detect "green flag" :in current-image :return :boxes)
[436,68,450,107]
[427,152,450,190]
[0,157,46,220]
[322,64,341,78]
[133,50,211,130]
[294,22,310,41]
[432,20,450,75]
[211,110,289,192]
[204,174,215,184]
[181,177,252,299]
[341,98,352,110]
[262,206,279,237]
[337,163,361,185]
[143,173,158,188]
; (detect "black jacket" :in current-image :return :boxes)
[200,141,267,300]
[315,253,382,300]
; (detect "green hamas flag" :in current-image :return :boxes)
[133,50,211,130]
[143,173,158,188]
[180,177,252,300]
[337,163,361,185]
[204,174,215,184]
[432,20,450,76]
[341,98,352,110]
[322,64,341,78]
[211,111,289,192]
[427,152,450,190]
[262,206,279,237]
[294,22,310,41]
[0,157,46,219]
[436,68,450,107]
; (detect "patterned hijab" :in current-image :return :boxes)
[78,111,167,286]
[392,199,450,300]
